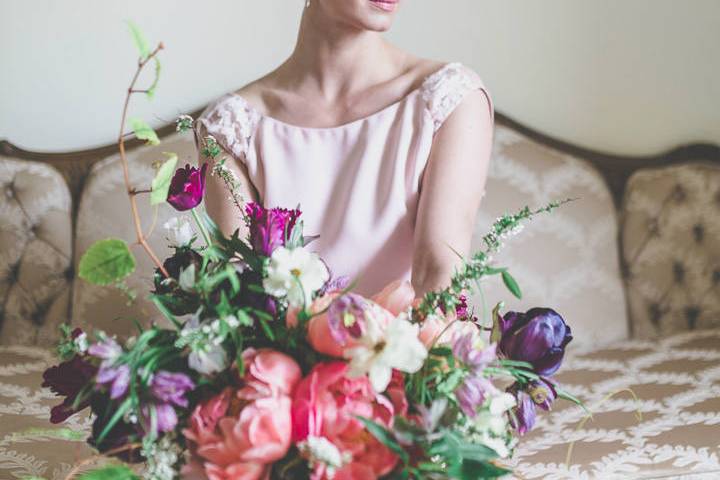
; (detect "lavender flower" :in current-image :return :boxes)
[452,332,497,370]
[508,380,557,435]
[497,308,572,376]
[88,337,122,362]
[511,390,536,436]
[150,371,195,408]
[327,293,369,344]
[96,364,131,399]
[456,374,497,418]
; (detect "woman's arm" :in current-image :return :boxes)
[197,124,258,238]
[411,90,494,296]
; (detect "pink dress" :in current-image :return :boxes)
[199,62,493,295]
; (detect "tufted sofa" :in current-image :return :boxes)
[0,111,719,479]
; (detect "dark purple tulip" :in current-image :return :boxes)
[167,163,208,211]
[511,390,537,436]
[498,308,572,376]
[150,371,195,408]
[244,202,301,256]
[42,356,97,423]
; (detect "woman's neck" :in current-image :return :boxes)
[279,9,404,101]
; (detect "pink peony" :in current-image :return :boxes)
[184,389,292,480]
[237,348,302,400]
[185,349,301,480]
[292,362,408,480]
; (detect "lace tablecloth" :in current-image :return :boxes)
[1,330,719,480]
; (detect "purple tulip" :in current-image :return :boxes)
[150,371,195,408]
[167,163,208,211]
[512,390,537,435]
[96,364,131,399]
[244,202,301,256]
[327,293,369,344]
[456,374,497,417]
[527,379,557,412]
[42,356,97,423]
[453,332,497,370]
[498,308,572,376]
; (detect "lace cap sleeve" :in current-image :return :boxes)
[421,62,494,133]
[195,94,261,168]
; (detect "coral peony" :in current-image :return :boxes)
[237,348,302,400]
[292,362,407,479]
[185,389,292,480]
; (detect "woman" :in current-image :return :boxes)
[197,0,493,297]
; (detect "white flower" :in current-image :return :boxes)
[298,436,350,473]
[189,344,228,376]
[178,264,196,291]
[73,332,88,353]
[163,216,195,247]
[345,314,427,392]
[489,392,516,416]
[263,246,329,308]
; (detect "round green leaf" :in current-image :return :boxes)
[78,239,136,286]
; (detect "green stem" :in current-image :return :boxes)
[191,208,212,247]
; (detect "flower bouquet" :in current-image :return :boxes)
[40,24,579,480]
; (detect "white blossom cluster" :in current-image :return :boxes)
[142,434,183,480]
[459,392,518,458]
[298,435,351,479]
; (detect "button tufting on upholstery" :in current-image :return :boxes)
[671,184,687,203]
[623,164,720,337]
[692,223,704,243]
[672,261,685,284]
[648,302,664,327]
[684,305,701,329]
[647,217,661,236]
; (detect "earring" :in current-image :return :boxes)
[305,0,310,7]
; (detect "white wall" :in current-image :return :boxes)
[1,0,718,154]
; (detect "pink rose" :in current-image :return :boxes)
[418,314,449,348]
[237,348,302,400]
[184,389,292,480]
[292,362,407,480]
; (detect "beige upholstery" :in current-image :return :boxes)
[72,133,195,336]
[511,328,720,479]
[0,159,73,346]
[472,126,629,348]
[622,163,720,338]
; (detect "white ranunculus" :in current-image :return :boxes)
[163,216,195,247]
[345,315,427,393]
[188,344,228,376]
[263,246,329,308]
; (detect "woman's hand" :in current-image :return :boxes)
[412,89,493,296]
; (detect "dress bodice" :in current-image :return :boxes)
[198,62,493,295]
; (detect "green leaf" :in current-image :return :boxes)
[146,57,161,99]
[78,465,140,480]
[126,20,150,60]
[501,270,522,299]
[79,239,136,286]
[96,398,132,445]
[15,427,85,442]
[128,117,159,145]
[150,153,177,205]
[356,416,409,465]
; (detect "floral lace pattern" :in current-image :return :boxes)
[420,62,492,132]
[196,94,261,164]
[508,328,720,479]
